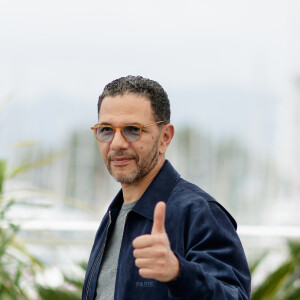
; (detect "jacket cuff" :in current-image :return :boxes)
[165,252,204,298]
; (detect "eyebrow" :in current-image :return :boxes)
[98,122,112,126]
[98,122,143,126]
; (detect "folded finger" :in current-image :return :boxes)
[132,235,154,249]
[133,247,157,258]
[134,258,154,268]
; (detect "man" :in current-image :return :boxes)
[82,76,251,300]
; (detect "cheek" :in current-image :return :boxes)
[98,143,109,157]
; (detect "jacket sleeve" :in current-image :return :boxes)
[165,200,251,300]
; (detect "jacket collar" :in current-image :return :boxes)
[108,160,180,221]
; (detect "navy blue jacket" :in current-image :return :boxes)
[82,161,251,299]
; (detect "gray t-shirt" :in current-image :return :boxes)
[95,201,137,300]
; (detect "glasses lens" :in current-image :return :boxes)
[97,126,114,142]
[122,125,141,142]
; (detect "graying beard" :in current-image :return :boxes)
[109,140,159,184]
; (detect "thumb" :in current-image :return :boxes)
[151,202,166,234]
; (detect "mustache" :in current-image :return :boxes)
[108,152,138,161]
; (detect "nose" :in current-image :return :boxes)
[110,128,129,151]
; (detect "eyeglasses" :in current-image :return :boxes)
[91,121,165,143]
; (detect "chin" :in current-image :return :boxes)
[112,170,140,184]
[114,175,137,184]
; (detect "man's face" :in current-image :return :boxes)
[98,93,164,184]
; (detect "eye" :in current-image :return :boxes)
[123,126,141,141]
[97,126,113,135]
[125,126,140,133]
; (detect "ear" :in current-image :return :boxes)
[159,124,174,154]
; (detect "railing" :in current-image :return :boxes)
[13,220,300,239]
[7,221,298,261]
[14,220,300,238]
[237,225,300,238]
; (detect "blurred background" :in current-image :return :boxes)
[1,0,300,298]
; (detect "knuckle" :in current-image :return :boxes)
[154,235,164,244]
[132,239,137,248]
[156,268,165,277]
[139,269,147,278]
[135,259,139,267]
[133,249,138,257]
[157,247,168,257]
[158,260,167,269]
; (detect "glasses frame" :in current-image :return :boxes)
[91,121,165,143]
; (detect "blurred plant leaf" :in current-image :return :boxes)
[12,140,40,148]
[37,285,81,300]
[6,152,66,178]
[36,260,86,300]
[0,93,13,114]
[251,241,300,300]
[79,261,87,271]
[288,240,300,260]
[63,274,84,290]
[249,251,268,274]
[0,160,5,194]
[251,261,293,300]
[285,286,300,300]
[1,157,44,299]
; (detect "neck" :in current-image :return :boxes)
[121,158,165,204]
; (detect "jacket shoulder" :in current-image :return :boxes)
[168,178,237,229]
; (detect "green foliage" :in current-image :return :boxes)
[0,156,85,299]
[0,160,5,194]
[36,286,81,300]
[249,251,268,274]
[6,152,65,179]
[36,261,86,300]
[251,240,300,300]
[0,159,43,299]
[0,100,86,299]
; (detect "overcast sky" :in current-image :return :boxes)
[1,0,300,160]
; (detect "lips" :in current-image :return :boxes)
[110,156,134,166]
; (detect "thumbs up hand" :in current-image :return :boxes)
[132,202,180,282]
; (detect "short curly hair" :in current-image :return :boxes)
[98,75,171,123]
